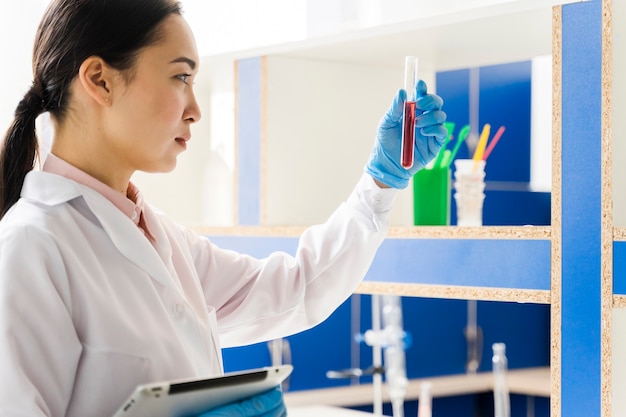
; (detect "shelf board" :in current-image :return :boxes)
[201,1,579,71]
[614,227,626,241]
[614,295,626,309]
[356,282,550,304]
[195,225,307,237]
[288,406,373,417]
[284,366,550,408]
[388,225,550,240]
[275,7,553,71]
[196,225,550,240]
[200,225,551,296]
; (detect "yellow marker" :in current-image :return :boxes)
[473,124,491,161]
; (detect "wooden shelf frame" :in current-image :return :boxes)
[194,1,619,415]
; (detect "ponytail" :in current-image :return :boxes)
[0,84,44,219]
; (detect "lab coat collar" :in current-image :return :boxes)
[20,171,182,294]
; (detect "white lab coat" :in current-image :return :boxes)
[0,170,396,417]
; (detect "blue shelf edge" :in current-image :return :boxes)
[206,235,550,291]
[614,241,626,295]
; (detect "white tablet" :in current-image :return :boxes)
[112,365,293,417]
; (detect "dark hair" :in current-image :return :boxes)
[0,0,182,218]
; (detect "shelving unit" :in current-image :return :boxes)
[197,225,552,304]
[189,0,618,415]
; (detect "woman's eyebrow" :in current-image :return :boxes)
[170,56,196,70]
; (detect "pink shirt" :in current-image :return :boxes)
[42,153,156,241]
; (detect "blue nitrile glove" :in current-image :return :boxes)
[365,80,448,189]
[197,386,286,417]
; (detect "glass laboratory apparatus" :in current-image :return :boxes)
[401,56,419,169]
[267,338,292,391]
[464,300,483,373]
[326,295,411,417]
[363,294,410,417]
[492,342,511,417]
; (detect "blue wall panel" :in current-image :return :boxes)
[614,241,626,294]
[209,235,550,417]
[436,62,549,226]
[436,61,532,182]
[436,68,470,160]
[480,190,551,226]
[478,61,532,183]
[220,295,550,390]
[366,238,550,290]
[207,236,551,291]
[561,1,603,416]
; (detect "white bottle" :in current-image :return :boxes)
[417,381,432,417]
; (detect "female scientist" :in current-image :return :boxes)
[0,0,447,416]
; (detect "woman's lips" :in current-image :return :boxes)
[175,135,190,149]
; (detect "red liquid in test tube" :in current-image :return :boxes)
[400,56,418,169]
[401,101,416,169]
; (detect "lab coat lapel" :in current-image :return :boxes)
[21,172,180,293]
[79,186,181,293]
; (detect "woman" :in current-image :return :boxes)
[0,1,447,416]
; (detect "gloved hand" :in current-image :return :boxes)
[365,80,448,189]
[197,386,286,417]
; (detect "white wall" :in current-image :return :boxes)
[129,83,213,226]
[183,0,306,57]
[0,1,236,227]
[0,1,565,227]
[135,53,441,227]
[613,308,626,415]
[264,55,437,226]
[530,55,552,192]
[132,58,236,227]
[0,1,48,135]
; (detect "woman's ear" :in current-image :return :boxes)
[77,56,115,106]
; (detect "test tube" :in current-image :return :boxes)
[401,56,418,169]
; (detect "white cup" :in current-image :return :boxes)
[454,159,486,227]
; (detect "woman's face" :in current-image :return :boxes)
[105,14,201,174]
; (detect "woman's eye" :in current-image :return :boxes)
[176,73,192,84]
